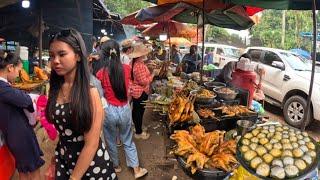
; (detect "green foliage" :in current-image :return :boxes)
[206,26,245,47]
[250,10,314,51]
[206,26,229,40]
[105,0,150,17]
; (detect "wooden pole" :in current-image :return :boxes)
[281,10,286,48]
[302,0,317,131]
[167,21,171,61]
[200,0,205,83]
[38,7,43,68]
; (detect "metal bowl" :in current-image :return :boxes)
[204,81,226,90]
[213,87,238,101]
[190,89,216,104]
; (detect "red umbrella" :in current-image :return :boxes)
[135,24,153,31]
[142,21,197,38]
[120,11,154,25]
[165,37,193,46]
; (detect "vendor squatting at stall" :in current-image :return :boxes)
[215,53,265,102]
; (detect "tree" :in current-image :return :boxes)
[250,10,313,51]
[105,0,150,17]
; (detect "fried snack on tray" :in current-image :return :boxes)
[217,87,236,94]
[209,152,238,172]
[197,108,215,119]
[187,151,210,174]
[34,66,48,80]
[215,105,254,117]
[20,69,33,83]
[196,88,215,98]
[190,124,206,144]
[170,124,238,174]
[199,131,225,156]
[168,94,196,125]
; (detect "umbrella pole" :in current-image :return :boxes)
[167,22,171,62]
[38,7,43,68]
[200,1,205,83]
[197,12,199,59]
[302,0,317,131]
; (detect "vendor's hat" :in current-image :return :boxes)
[121,39,134,49]
[100,36,110,44]
[129,43,151,59]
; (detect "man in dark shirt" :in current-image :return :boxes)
[182,45,201,73]
[170,44,181,64]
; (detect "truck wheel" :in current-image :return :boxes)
[283,95,313,128]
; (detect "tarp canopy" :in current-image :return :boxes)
[0,0,19,8]
[142,21,197,38]
[0,0,93,51]
[123,2,257,30]
[0,0,126,52]
[223,0,320,10]
[143,0,263,16]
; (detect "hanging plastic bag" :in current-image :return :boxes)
[23,93,40,126]
[0,145,15,179]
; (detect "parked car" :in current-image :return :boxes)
[198,43,241,68]
[245,47,320,128]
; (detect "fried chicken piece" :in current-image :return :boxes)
[186,151,209,174]
[174,140,197,156]
[217,140,236,154]
[197,108,215,119]
[169,96,189,124]
[190,124,205,144]
[199,131,225,156]
[170,130,197,147]
[209,152,238,172]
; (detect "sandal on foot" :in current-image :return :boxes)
[114,166,122,173]
[134,168,148,179]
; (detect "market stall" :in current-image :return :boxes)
[142,29,318,179]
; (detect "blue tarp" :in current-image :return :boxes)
[290,48,311,60]
[299,32,320,41]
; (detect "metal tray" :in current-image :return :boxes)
[236,129,320,180]
[176,156,230,180]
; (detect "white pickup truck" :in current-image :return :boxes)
[245,47,320,128]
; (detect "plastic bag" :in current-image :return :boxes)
[229,165,259,180]
[0,145,15,179]
[24,93,40,126]
[45,157,56,180]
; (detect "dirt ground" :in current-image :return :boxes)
[12,102,320,180]
[13,108,191,180]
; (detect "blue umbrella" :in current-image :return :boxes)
[290,48,311,60]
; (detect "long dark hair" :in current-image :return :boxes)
[45,28,92,133]
[100,40,127,101]
[0,51,21,70]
